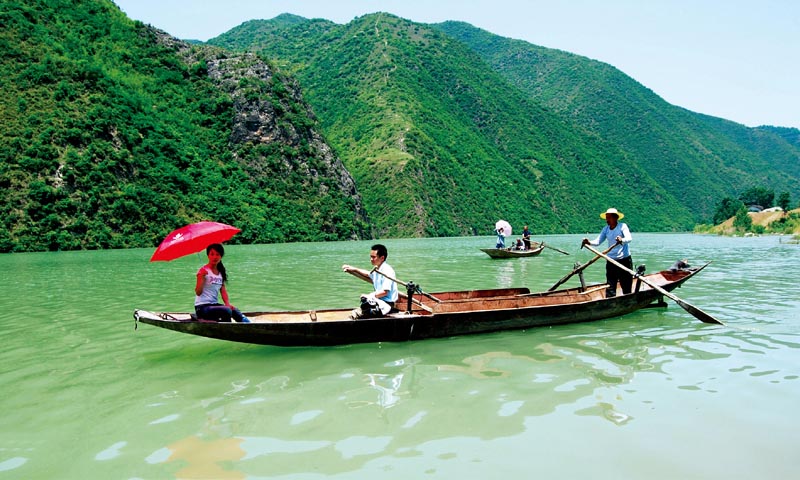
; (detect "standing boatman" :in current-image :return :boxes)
[581,208,633,297]
[522,225,531,250]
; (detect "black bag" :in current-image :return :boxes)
[359,296,383,318]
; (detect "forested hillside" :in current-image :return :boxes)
[0,1,367,253]
[4,5,799,253]
[210,14,695,236]
[434,21,800,220]
[211,13,800,236]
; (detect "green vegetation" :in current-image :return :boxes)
[211,14,694,235]
[212,14,800,236]
[738,186,775,209]
[711,197,746,225]
[434,21,800,224]
[695,188,800,235]
[0,1,365,252]
[3,6,800,252]
[732,208,754,232]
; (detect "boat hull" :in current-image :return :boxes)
[480,245,544,258]
[135,267,706,347]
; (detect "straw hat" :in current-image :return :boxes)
[600,207,624,220]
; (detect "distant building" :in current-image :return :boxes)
[747,204,764,212]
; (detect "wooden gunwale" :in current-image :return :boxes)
[134,266,708,346]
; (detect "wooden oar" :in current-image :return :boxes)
[582,244,724,325]
[541,242,570,255]
[343,267,435,312]
[370,267,442,303]
[547,241,620,291]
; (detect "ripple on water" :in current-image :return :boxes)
[94,441,127,461]
[0,457,27,473]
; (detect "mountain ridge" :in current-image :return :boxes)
[2,5,798,252]
[210,12,714,235]
[209,13,800,235]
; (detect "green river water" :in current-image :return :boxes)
[1,233,798,479]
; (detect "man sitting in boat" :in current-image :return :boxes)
[342,244,399,319]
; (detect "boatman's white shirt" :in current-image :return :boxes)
[371,262,399,303]
[588,223,632,260]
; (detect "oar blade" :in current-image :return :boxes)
[543,243,570,255]
[581,243,725,326]
[671,295,725,325]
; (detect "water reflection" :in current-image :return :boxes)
[142,321,772,477]
[149,435,246,479]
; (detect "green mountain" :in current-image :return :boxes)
[210,13,800,235]
[434,21,800,219]
[0,1,367,253]
[4,6,798,253]
[210,14,691,235]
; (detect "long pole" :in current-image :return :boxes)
[370,267,442,303]
[343,267,435,312]
[547,241,620,291]
[541,242,570,255]
[582,244,724,325]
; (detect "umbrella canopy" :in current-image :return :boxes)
[495,220,512,237]
[150,221,241,262]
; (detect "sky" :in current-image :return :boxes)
[112,0,800,129]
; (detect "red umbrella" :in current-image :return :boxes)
[150,221,241,262]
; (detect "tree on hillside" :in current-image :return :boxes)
[738,186,774,209]
[712,197,744,224]
[777,191,791,215]
[732,206,753,232]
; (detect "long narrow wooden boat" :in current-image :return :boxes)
[480,243,545,258]
[134,264,709,347]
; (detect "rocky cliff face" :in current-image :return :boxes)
[156,29,369,238]
[209,54,360,191]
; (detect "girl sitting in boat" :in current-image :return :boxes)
[194,243,250,323]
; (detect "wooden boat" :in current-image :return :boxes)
[480,243,545,258]
[134,264,708,347]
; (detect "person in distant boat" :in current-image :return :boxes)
[515,238,524,250]
[194,243,250,323]
[341,244,399,319]
[581,208,633,297]
[522,225,531,250]
[496,227,506,248]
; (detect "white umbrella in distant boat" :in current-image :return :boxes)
[495,220,512,237]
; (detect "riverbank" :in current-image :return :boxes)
[699,207,800,235]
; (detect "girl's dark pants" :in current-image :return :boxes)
[195,303,245,322]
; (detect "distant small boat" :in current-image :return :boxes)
[134,264,709,347]
[480,243,545,258]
